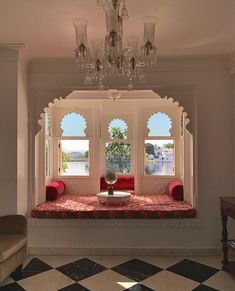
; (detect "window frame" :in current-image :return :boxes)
[45,111,52,180]
[143,136,177,178]
[142,109,180,179]
[101,115,133,176]
[54,110,92,178]
[45,136,52,178]
[55,136,92,178]
[103,137,133,175]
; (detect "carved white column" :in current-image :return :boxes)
[0,44,28,215]
[35,130,46,205]
[228,53,235,194]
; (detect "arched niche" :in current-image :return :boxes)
[147,112,173,137]
[34,90,193,136]
[101,114,132,140]
[108,118,128,140]
[60,112,87,137]
[31,90,196,210]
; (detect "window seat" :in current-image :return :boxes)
[31,194,196,219]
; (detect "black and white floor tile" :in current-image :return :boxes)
[0,256,235,291]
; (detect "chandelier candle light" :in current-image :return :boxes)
[73,0,157,89]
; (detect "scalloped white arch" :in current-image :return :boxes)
[147,112,173,136]
[60,112,87,137]
[108,118,128,139]
[36,90,191,134]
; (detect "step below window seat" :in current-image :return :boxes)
[31,194,196,219]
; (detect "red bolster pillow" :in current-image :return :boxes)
[46,180,65,201]
[167,180,184,201]
[100,175,134,191]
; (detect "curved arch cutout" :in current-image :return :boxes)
[147,112,172,136]
[108,118,128,139]
[60,112,87,136]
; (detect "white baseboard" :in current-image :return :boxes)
[28,247,223,257]
[28,218,203,229]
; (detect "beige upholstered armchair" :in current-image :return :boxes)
[0,215,27,284]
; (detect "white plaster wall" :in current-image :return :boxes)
[0,47,29,216]
[28,56,233,251]
[0,48,18,215]
[28,219,205,254]
[17,61,28,215]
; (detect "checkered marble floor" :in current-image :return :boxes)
[0,255,235,291]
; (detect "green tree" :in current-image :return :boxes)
[163,142,174,149]
[145,143,154,155]
[106,127,130,173]
[62,151,70,172]
[84,150,89,159]
[109,126,127,139]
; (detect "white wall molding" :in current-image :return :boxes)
[31,87,196,136]
[149,56,227,72]
[29,246,220,257]
[28,218,209,252]
[18,58,28,71]
[0,44,24,62]
[28,217,203,229]
[29,56,228,74]
[224,40,235,57]
[228,52,235,75]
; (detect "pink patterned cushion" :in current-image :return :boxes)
[167,180,184,201]
[31,194,196,219]
[46,180,65,201]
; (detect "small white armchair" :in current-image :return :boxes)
[0,215,27,283]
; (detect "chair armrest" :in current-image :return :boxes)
[0,215,27,235]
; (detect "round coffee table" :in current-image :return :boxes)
[97,191,131,205]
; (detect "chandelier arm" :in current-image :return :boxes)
[73,0,157,88]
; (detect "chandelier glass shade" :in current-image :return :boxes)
[73,0,157,89]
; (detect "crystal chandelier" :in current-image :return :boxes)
[73,0,157,89]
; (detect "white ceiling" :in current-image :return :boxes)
[1,0,235,62]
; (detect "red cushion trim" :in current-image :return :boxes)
[100,175,134,191]
[46,180,65,201]
[167,180,184,201]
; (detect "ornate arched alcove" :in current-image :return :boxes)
[34,89,193,136]
[31,90,196,211]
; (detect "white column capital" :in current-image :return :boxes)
[0,43,25,62]
[228,51,235,75]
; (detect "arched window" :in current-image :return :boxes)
[105,118,131,174]
[145,112,175,176]
[60,112,86,136]
[147,112,172,136]
[108,118,128,139]
[58,112,89,176]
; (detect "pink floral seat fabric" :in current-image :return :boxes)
[31,194,196,219]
